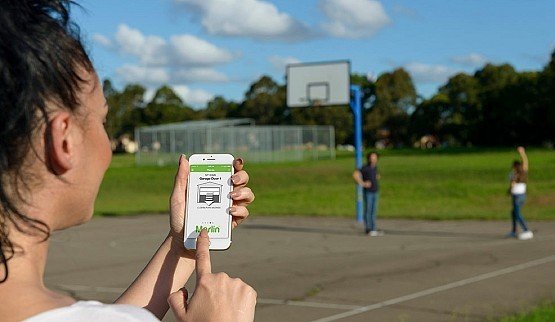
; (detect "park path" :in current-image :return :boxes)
[45,216,555,322]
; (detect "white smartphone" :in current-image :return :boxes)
[184,154,234,250]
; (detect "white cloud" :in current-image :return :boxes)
[320,0,391,38]
[170,35,234,66]
[173,68,229,83]
[451,53,489,67]
[116,65,170,85]
[117,64,229,85]
[173,0,311,40]
[115,25,167,65]
[404,63,458,84]
[173,85,214,107]
[99,24,235,67]
[96,24,234,99]
[268,55,300,71]
[92,33,112,47]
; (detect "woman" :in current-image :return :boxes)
[507,147,533,240]
[0,1,256,321]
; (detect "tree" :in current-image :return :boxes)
[498,72,541,145]
[104,82,146,139]
[103,79,120,139]
[365,68,416,146]
[472,63,519,145]
[239,76,287,125]
[350,73,376,109]
[438,73,479,144]
[289,106,353,145]
[410,93,448,142]
[143,86,198,125]
[202,96,239,120]
[539,49,555,143]
[374,68,417,113]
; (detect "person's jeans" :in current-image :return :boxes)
[511,194,528,232]
[364,191,379,232]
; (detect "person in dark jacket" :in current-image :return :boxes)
[353,152,383,236]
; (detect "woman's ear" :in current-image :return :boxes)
[46,112,76,175]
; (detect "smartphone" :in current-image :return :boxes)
[184,154,234,250]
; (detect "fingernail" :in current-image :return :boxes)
[230,192,239,198]
[229,207,237,214]
[231,175,239,184]
[236,158,244,165]
[179,154,186,164]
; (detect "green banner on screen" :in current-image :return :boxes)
[190,165,232,172]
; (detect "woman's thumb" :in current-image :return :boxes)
[168,287,189,321]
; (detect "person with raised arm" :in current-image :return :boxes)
[507,147,533,240]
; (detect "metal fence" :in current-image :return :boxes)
[135,119,335,165]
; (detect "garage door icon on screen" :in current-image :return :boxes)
[197,182,222,206]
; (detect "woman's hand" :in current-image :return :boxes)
[168,155,255,253]
[168,230,257,322]
[229,158,254,228]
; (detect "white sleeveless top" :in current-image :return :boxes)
[509,171,527,195]
[511,182,527,195]
[24,301,159,321]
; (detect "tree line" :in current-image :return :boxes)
[104,50,555,147]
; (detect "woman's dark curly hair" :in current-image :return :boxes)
[0,0,93,283]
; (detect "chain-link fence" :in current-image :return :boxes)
[135,119,335,165]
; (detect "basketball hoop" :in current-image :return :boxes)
[308,99,324,107]
[286,60,350,108]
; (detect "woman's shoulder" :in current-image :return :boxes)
[24,301,159,322]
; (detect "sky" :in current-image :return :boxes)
[73,0,555,108]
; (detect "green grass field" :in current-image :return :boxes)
[95,149,555,220]
[495,302,555,322]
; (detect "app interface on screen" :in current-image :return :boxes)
[185,164,232,240]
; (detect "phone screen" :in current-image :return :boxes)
[184,163,233,242]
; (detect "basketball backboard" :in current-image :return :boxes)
[286,60,350,107]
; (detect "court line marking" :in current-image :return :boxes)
[55,284,361,310]
[311,254,555,322]
[257,299,362,310]
[55,254,555,315]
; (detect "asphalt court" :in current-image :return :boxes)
[45,215,555,321]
